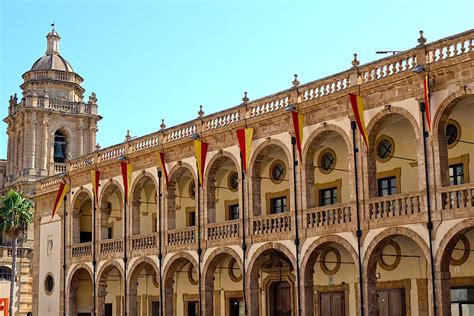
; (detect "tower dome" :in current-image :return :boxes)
[30,28,74,72]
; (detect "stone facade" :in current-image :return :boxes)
[8,28,474,315]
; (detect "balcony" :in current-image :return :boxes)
[305,202,354,236]
[251,212,292,242]
[71,243,92,261]
[99,239,123,258]
[440,183,474,219]
[130,233,158,254]
[167,227,196,250]
[206,220,240,247]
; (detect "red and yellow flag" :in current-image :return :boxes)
[156,151,169,187]
[291,111,304,160]
[236,128,253,174]
[120,161,132,203]
[349,93,369,148]
[90,169,100,204]
[194,140,209,186]
[423,74,432,132]
[51,181,69,219]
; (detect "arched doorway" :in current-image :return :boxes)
[99,181,123,241]
[202,248,244,316]
[131,175,158,236]
[364,229,431,315]
[72,191,93,244]
[300,236,358,315]
[128,259,160,316]
[163,253,199,315]
[247,244,296,316]
[68,266,93,315]
[97,262,124,316]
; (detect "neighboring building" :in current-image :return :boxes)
[1,28,101,315]
[3,28,474,315]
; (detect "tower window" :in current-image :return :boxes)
[53,130,67,163]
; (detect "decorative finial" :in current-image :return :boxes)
[417,30,427,46]
[198,105,204,118]
[96,143,101,150]
[242,91,249,104]
[351,53,360,68]
[292,74,300,87]
[51,22,55,32]
[125,130,131,142]
[160,118,166,130]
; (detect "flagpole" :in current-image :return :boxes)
[239,153,247,315]
[420,102,437,315]
[63,193,67,316]
[157,170,164,316]
[350,121,365,316]
[92,192,97,316]
[196,173,203,316]
[290,136,302,316]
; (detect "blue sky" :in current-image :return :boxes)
[0,0,472,159]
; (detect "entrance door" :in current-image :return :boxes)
[450,287,474,316]
[187,301,199,316]
[377,288,406,316]
[320,292,345,316]
[229,297,244,316]
[270,281,292,316]
[104,303,113,316]
[151,301,160,316]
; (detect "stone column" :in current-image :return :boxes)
[6,127,13,178]
[77,119,84,157]
[28,112,37,172]
[41,118,50,174]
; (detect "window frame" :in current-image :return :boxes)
[315,179,342,207]
[376,168,401,197]
[318,148,337,174]
[448,154,470,185]
[269,160,286,184]
[375,135,395,163]
[265,190,290,214]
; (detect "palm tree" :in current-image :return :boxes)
[0,189,34,315]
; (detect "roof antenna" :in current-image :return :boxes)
[51,22,55,32]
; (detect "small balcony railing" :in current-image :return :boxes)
[207,220,240,241]
[367,192,424,220]
[252,212,291,235]
[167,227,196,246]
[440,183,474,211]
[71,243,92,258]
[131,234,157,251]
[305,202,353,229]
[99,239,123,255]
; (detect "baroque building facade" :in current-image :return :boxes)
[3,28,474,315]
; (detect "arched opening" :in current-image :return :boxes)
[438,222,474,316]
[367,113,421,198]
[206,155,240,224]
[131,176,157,236]
[97,263,124,316]
[247,246,296,316]
[68,267,93,315]
[301,238,358,315]
[99,182,123,240]
[251,143,291,217]
[54,129,67,163]
[72,191,93,244]
[304,129,352,210]
[128,260,160,316]
[202,249,243,316]
[0,266,12,282]
[365,231,430,315]
[163,254,199,315]
[167,166,196,230]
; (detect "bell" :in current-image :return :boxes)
[54,142,65,162]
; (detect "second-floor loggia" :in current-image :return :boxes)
[98,181,124,255]
[366,108,424,223]
[436,94,474,213]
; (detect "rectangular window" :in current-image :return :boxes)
[377,176,397,196]
[319,187,338,206]
[152,214,157,233]
[187,210,196,227]
[449,163,465,185]
[270,197,287,214]
[107,227,113,239]
[228,204,240,220]
[80,232,92,243]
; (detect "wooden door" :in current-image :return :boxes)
[229,298,244,316]
[320,292,345,316]
[377,288,406,316]
[104,303,113,316]
[151,301,160,316]
[270,281,292,316]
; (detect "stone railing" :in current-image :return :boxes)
[167,227,196,246]
[252,212,291,235]
[54,162,67,174]
[131,234,157,251]
[367,192,424,220]
[207,220,240,241]
[71,243,92,258]
[99,239,123,255]
[305,203,353,229]
[64,30,473,175]
[440,183,474,211]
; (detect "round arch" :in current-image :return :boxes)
[203,151,240,186]
[436,218,474,272]
[302,124,352,161]
[67,263,94,289]
[248,138,292,179]
[130,172,158,235]
[67,264,94,316]
[167,162,197,189]
[127,256,160,289]
[71,189,94,244]
[432,90,474,137]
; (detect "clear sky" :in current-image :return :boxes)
[0,0,472,159]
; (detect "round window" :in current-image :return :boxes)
[376,136,394,162]
[228,171,239,191]
[189,180,196,199]
[446,120,460,147]
[318,149,336,174]
[44,274,54,295]
[270,161,286,183]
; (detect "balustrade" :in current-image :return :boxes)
[131,234,157,251]
[207,220,240,241]
[306,203,353,229]
[71,243,92,258]
[367,193,423,220]
[167,227,196,246]
[441,183,474,211]
[99,239,123,255]
[252,212,291,235]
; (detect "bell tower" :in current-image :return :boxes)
[3,27,102,185]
